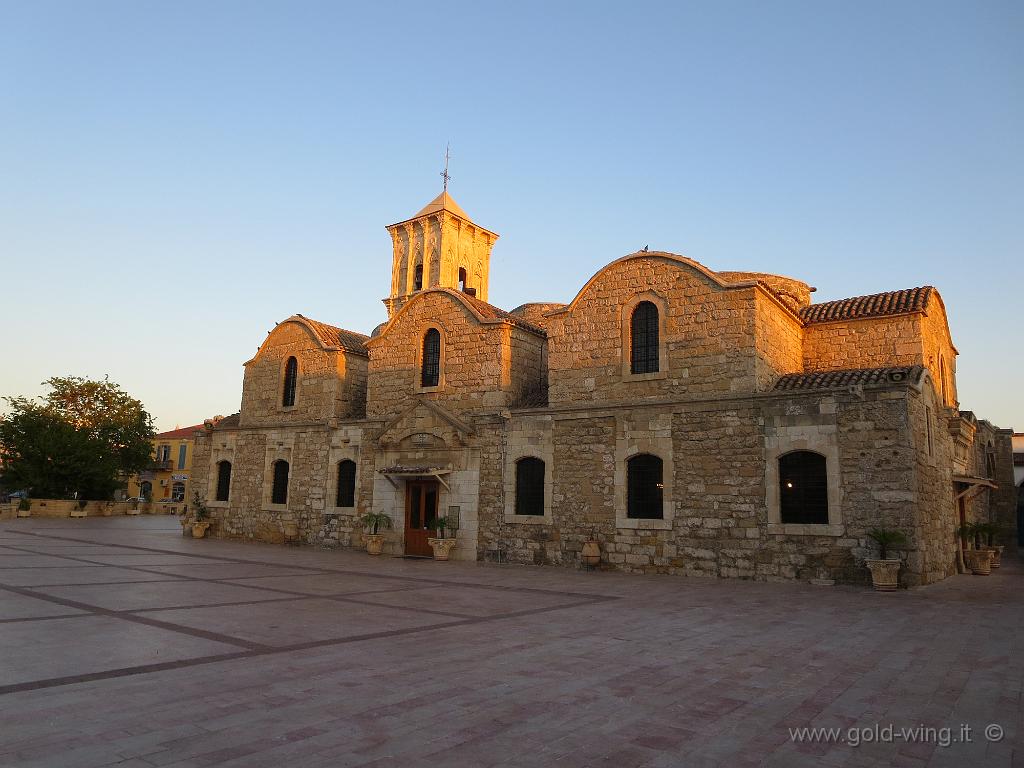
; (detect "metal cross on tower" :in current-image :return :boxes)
[441,144,451,192]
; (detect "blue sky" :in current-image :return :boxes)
[1,0,1020,431]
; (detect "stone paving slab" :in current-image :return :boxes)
[0,614,244,687]
[30,580,301,612]
[146,596,454,646]
[0,591,87,621]
[0,516,1021,767]
[221,572,422,596]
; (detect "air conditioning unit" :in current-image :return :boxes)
[160,480,168,487]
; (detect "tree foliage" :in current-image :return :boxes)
[0,376,155,500]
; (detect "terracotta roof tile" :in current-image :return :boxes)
[457,293,546,336]
[774,365,924,391]
[287,315,370,356]
[154,424,206,439]
[800,287,934,324]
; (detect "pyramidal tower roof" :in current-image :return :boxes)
[412,190,471,221]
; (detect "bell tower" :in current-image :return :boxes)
[384,190,499,317]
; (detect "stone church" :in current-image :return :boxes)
[190,190,1015,586]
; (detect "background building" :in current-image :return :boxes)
[126,424,207,507]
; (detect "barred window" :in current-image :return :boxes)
[627,453,663,519]
[779,451,828,524]
[282,357,298,407]
[171,482,185,502]
[421,328,440,387]
[336,460,356,507]
[515,457,545,516]
[215,460,232,502]
[271,460,289,505]
[630,301,659,374]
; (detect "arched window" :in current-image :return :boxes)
[171,482,185,502]
[515,457,545,516]
[421,328,441,387]
[779,451,828,524]
[414,264,423,291]
[271,460,289,505]
[282,357,298,407]
[627,454,663,519]
[630,301,659,374]
[215,460,232,502]
[458,267,468,292]
[336,459,356,507]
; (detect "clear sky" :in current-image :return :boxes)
[1,0,1020,432]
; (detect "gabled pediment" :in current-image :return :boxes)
[375,397,475,448]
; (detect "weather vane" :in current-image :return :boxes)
[441,144,451,192]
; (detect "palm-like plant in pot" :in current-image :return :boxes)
[976,522,1005,569]
[428,515,457,561]
[958,522,992,575]
[864,528,908,591]
[360,511,392,555]
[190,493,212,539]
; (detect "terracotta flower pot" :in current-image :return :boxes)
[428,537,457,561]
[283,521,299,541]
[191,521,211,539]
[180,519,192,537]
[126,507,141,516]
[865,559,901,591]
[581,540,601,567]
[70,507,87,518]
[365,533,385,555]
[16,508,30,518]
[965,549,992,575]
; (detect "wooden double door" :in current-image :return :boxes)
[405,479,439,557]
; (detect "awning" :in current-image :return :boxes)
[377,466,451,490]
[953,474,996,501]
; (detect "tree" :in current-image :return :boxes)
[0,376,155,500]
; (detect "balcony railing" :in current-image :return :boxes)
[149,460,173,471]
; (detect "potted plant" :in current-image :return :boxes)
[428,515,457,561]
[16,498,31,518]
[360,511,392,555]
[977,523,1005,569]
[864,528,907,591]
[70,499,88,518]
[190,493,211,539]
[958,522,992,575]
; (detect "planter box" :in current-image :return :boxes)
[428,537,457,561]
[865,559,900,591]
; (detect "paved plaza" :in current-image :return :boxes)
[0,517,1020,767]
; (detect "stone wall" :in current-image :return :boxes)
[753,291,804,391]
[0,499,173,518]
[803,315,921,374]
[917,296,958,407]
[366,290,545,420]
[239,321,366,428]
[907,383,958,583]
[546,255,762,404]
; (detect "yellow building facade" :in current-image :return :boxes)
[126,424,205,507]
